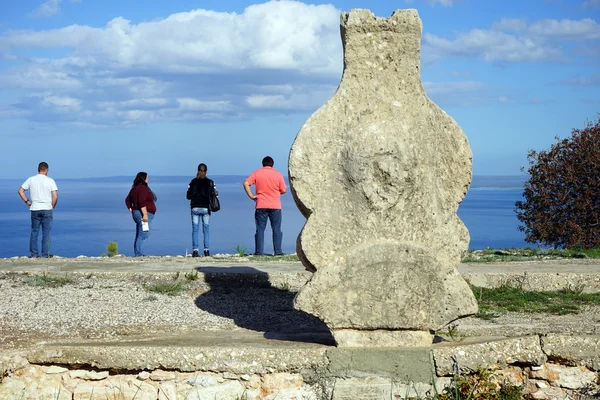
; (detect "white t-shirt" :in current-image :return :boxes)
[21,174,58,211]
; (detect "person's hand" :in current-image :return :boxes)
[142,216,148,222]
[25,200,32,207]
[128,208,132,212]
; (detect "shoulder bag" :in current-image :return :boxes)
[209,181,220,212]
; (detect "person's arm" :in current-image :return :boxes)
[279,174,287,194]
[141,206,149,222]
[51,191,58,209]
[125,191,133,212]
[17,187,31,207]
[186,182,193,200]
[243,181,256,200]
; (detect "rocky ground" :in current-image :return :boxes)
[0,267,330,349]
[1,258,600,349]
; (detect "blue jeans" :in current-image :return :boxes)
[191,207,210,251]
[30,210,53,257]
[132,210,154,256]
[254,208,282,255]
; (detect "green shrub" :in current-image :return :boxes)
[106,241,118,257]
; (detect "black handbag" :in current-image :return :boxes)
[209,182,220,212]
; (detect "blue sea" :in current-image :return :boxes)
[0,175,528,258]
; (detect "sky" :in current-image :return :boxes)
[0,0,598,179]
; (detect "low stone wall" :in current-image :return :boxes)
[2,334,599,399]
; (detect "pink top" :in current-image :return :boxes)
[245,167,287,209]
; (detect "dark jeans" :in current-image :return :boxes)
[254,208,282,255]
[30,209,53,257]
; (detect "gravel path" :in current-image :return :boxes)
[0,271,329,349]
[2,262,600,349]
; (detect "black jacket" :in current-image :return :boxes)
[187,178,215,209]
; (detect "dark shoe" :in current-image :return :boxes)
[203,249,210,257]
[28,255,40,259]
[192,250,199,258]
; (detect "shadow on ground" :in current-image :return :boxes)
[194,266,335,346]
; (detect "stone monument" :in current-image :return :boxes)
[288,9,478,347]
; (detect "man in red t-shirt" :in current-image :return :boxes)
[243,156,287,255]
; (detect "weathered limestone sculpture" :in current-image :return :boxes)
[288,9,478,347]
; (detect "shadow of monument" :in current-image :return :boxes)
[194,266,335,345]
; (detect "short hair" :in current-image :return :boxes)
[38,162,49,172]
[262,156,274,167]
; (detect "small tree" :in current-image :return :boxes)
[106,241,119,257]
[515,115,600,249]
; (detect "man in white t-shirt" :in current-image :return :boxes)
[17,162,59,258]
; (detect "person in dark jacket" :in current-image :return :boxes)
[125,172,157,257]
[186,163,218,257]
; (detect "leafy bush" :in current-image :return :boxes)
[515,115,600,249]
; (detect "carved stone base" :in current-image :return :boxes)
[332,329,433,347]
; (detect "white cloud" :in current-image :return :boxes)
[426,0,455,6]
[528,18,600,40]
[556,74,600,86]
[41,95,81,110]
[2,1,598,128]
[423,81,492,107]
[3,1,342,75]
[0,1,343,127]
[245,83,336,111]
[177,99,233,112]
[404,0,455,6]
[30,0,80,18]
[423,17,600,64]
[493,18,527,32]
[31,0,61,17]
[423,30,563,63]
[583,0,600,8]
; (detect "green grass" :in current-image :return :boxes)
[462,247,600,263]
[184,269,199,281]
[143,281,186,296]
[472,284,600,317]
[438,369,523,400]
[24,273,74,288]
[235,244,247,257]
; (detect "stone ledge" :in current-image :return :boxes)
[26,344,328,375]
[433,336,546,376]
[541,334,600,371]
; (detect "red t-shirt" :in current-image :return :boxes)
[245,167,287,209]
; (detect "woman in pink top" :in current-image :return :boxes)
[243,156,287,255]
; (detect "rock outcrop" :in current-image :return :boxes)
[288,9,477,346]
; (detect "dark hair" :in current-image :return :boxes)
[262,156,274,167]
[38,162,49,172]
[132,172,148,188]
[196,163,207,179]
